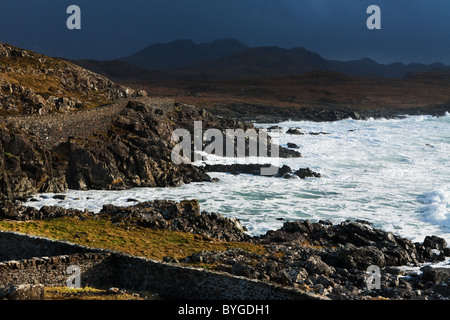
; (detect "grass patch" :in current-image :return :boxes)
[0,217,265,261]
[3,152,15,159]
[44,286,156,300]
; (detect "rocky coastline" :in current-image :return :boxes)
[1,97,448,300]
[0,97,303,201]
[1,199,449,300]
[207,102,450,123]
[1,43,449,301]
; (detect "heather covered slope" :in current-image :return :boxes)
[0,42,139,115]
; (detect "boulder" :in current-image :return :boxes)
[423,235,447,252]
[286,128,304,135]
[337,244,386,269]
[421,266,450,284]
[304,256,333,276]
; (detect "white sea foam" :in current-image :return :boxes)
[25,114,450,244]
[419,187,450,227]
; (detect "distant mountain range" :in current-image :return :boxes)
[74,39,450,80]
[120,39,249,71]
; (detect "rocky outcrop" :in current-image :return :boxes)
[256,220,448,267]
[180,219,450,300]
[1,199,449,300]
[0,96,307,199]
[208,102,450,123]
[0,42,138,115]
[0,99,208,199]
[204,164,320,179]
[0,200,87,221]
[0,125,68,200]
[97,200,250,242]
[0,199,250,242]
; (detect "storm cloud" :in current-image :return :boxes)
[0,0,449,64]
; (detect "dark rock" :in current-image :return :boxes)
[308,132,330,135]
[444,248,450,257]
[204,163,269,176]
[421,266,450,283]
[97,199,250,242]
[287,143,299,149]
[286,128,304,135]
[232,262,254,278]
[423,235,447,252]
[304,256,333,276]
[294,168,321,178]
[337,244,386,269]
[204,164,320,179]
[277,165,292,178]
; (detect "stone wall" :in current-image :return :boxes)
[113,253,316,300]
[0,252,114,289]
[0,230,102,261]
[0,230,322,300]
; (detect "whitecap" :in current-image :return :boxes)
[419,187,450,228]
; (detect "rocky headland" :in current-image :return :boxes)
[0,42,147,115]
[1,43,449,301]
[0,95,304,201]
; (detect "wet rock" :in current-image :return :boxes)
[286,128,304,135]
[421,266,450,284]
[308,132,330,135]
[204,164,320,179]
[294,168,321,178]
[423,235,448,252]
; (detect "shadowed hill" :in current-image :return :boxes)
[120,39,249,71]
[94,39,450,80]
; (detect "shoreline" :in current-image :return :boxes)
[204,103,450,124]
[1,97,449,300]
[1,199,449,300]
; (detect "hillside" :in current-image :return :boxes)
[0,42,140,115]
[107,70,450,122]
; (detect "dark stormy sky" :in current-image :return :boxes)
[0,0,449,64]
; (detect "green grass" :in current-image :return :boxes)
[0,217,265,261]
[44,286,156,300]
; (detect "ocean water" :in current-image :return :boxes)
[24,113,450,244]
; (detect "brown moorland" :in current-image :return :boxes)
[110,70,450,120]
